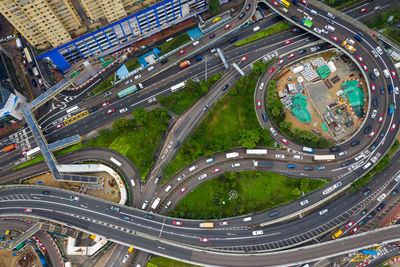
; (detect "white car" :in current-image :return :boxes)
[122,254,129,263]
[383,69,390,78]
[119,108,128,113]
[373,69,380,77]
[313,27,321,34]
[70,195,80,201]
[259,82,264,90]
[371,109,377,119]
[269,127,277,136]
[376,46,383,55]
[134,74,141,80]
[321,29,329,34]
[252,230,263,236]
[371,49,378,58]
[396,87,400,95]
[125,79,132,85]
[275,154,285,159]
[300,199,309,206]
[319,209,328,215]
[377,193,386,202]
[338,151,347,156]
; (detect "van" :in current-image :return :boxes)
[363,162,372,170]
[232,163,241,168]
[165,201,172,209]
[242,217,252,222]
[193,40,200,46]
[165,185,172,192]
[325,25,335,32]
[310,9,318,16]
[195,55,203,61]
[130,179,136,187]
[354,35,363,42]
[198,173,207,180]
[147,66,154,72]
[189,165,198,172]
[154,176,160,184]
[346,38,355,45]
[253,26,260,32]
[259,82,264,90]
[205,158,214,163]
[293,155,303,160]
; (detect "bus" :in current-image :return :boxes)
[171,82,186,92]
[301,19,313,28]
[26,147,40,158]
[110,157,122,167]
[361,249,377,255]
[302,146,314,153]
[23,47,33,63]
[331,230,343,239]
[66,105,79,114]
[118,85,138,98]
[226,152,239,159]
[3,143,17,153]
[281,0,290,8]
[199,222,214,228]
[151,197,161,210]
[313,155,335,161]
[246,149,267,155]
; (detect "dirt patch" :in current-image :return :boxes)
[0,245,40,267]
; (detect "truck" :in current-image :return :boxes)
[118,85,138,98]
[16,38,22,49]
[199,222,214,228]
[253,161,273,167]
[226,152,239,159]
[331,230,343,239]
[340,41,356,54]
[388,103,395,115]
[3,143,17,153]
[301,19,313,28]
[151,197,161,210]
[280,0,290,8]
[32,67,39,77]
[179,60,190,69]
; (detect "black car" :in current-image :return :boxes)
[367,211,376,219]
[239,12,245,19]
[373,98,378,107]
[246,3,251,10]
[364,125,371,134]
[290,15,299,22]
[144,214,155,220]
[377,203,386,211]
[209,33,216,39]
[327,19,334,25]
[229,37,238,43]
[380,86,385,95]
[360,209,368,215]
[330,146,341,152]
[161,58,168,64]
[316,45,324,51]
[89,107,98,113]
[28,68,33,75]
[292,0,300,6]
[222,84,229,91]
[304,166,314,171]
[379,130,386,138]
[298,49,306,54]
[42,191,50,195]
[370,141,378,151]
[31,79,37,87]
[341,161,351,167]
[369,72,375,81]
[351,140,360,146]
[392,189,399,196]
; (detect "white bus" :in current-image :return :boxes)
[151,197,161,210]
[110,157,122,167]
[226,152,239,159]
[313,155,335,161]
[66,106,79,114]
[302,146,314,153]
[171,82,185,92]
[246,149,267,155]
[26,147,40,158]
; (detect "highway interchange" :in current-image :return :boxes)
[2,0,400,266]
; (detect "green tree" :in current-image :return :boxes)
[252,61,266,76]
[112,117,127,132]
[239,129,261,148]
[132,107,148,126]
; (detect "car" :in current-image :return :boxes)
[173,221,183,226]
[122,255,129,263]
[346,221,354,228]
[178,49,186,55]
[319,209,328,215]
[222,84,229,91]
[361,63,368,71]
[277,59,284,65]
[284,40,292,45]
[378,115,383,123]
[368,130,376,138]
[391,70,397,78]
[241,56,248,62]
[374,68,380,77]
[360,209,368,215]
[298,49,306,54]
[356,55,364,62]
[368,211,377,219]
[287,53,295,58]
[392,189,399,196]
[272,0,279,6]
[350,226,359,234]
[246,3,251,10]
[268,68,275,74]
[219,221,229,226]
[371,83,376,91]
[239,12,245,19]
[125,79,132,85]
[371,109,377,119]
[22,58,27,66]
[107,108,115,114]
[331,146,341,152]
[338,151,347,156]
[313,28,321,34]
[257,100,261,108]
[380,86,385,95]
[301,0,308,5]
[292,27,300,32]
[161,59,168,65]
[31,79,37,87]
[396,87,400,95]
[110,205,120,212]
[144,213,155,220]
[252,230,263,236]
[275,154,285,159]
[101,102,109,107]
[70,195,80,201]
[24,208,33,212]
[321,29,329,35]
[330,36,338,42]
[179,186,187,194]
[362,189,371,196]
[351,140,360,147]
[119,108,128,113]
[42,191,50,195]
[317,166,325,171]
[212,168,221,174]
[391,123,396,131]
[56,124,64,129]
[134,74,141,80]
[209,33,215,39]
[281,138,289,145]
[28,68,33,75]
[224,24,232,30]
[177,174,185,181]
[200,238,210,242]
[202,104,209,111]
[103,91,112,97]
[300,199,309,206]
[360,8,367,13]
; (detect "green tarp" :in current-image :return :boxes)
[341,80,365,118]
[291,94,312,123]
[316,65,331,79]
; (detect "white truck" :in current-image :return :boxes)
[226,152,239,159]
[16,38,22,49]
[151,197,161,210]
[32,67,39,77]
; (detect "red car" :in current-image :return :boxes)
[241,56,248,62]
[292,27,300,32]
[173,221,183,226]
[107,108,115,114]
[356,55,364,62]
[391,123,396,131]
[346,221,354,229]
[178,49,186,55]
[327,44,333,48]
[371,83,376,91]
[38,78,43,86]
[330,36,338,42]
[378,115,383,123]
[22,58,27,66]
[212,168,221,174]
[219,221,229,226]
[284,40,292,45]
[179,186,187,194]
[56,124,64,129]
[24,208,33,212]
[272,1,279,6]
[200,238,210,243]
[257,100,261,108]
[350,226,359,234]
[281,138,289,145]
[287,53,295,58]
[277,59,284,65]
[268,67,275,74]
[224,24,232,30]
[361,63,368,71]
[101,102,109,108]
[360,8,367,13]
[368,130,376,138]
[301,0,308,5]
[391,70,397,78]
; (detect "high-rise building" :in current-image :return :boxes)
[0,87,27,127]
[79,0,127,23]
[0,0,82,47]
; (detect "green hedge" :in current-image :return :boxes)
[158,32,191,56]
[235,22,291,46]
[92,74,115,95]
[125,58,140,72]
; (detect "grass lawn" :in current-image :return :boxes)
[148,257,200,267]
[92,74,115,95]
[158,32,191,56]
[158,73,222,114]
[161,61,276,181]
[125,57,141,72]
[322,0,359,9]
[235,22,291,46]
[363,3,400,29]
[168,171,328,220]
